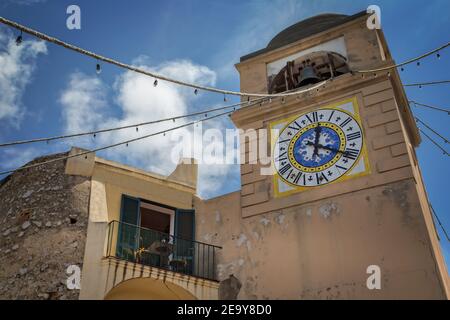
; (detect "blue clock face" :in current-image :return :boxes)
[292,126,341,168]
[274,108,363,187]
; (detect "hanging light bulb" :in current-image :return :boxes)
[417,61,420,67]
[126,143,129,147]
[194,89,198,95]
[269,98,272,104]
[223,95,227,102]
[153,79,158,87]
[93,133,96,138]
[136,127,139,132]
[96,63,101,74]
[163,132,166,136]
[373,73,377,78]
[173,118,175,123]
[205,113,208,117]
[437,52,441,59]
[387,71,391,77]
[281,97,285,104]
[15,31,23,46]
[419,85,422,89]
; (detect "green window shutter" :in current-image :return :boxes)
[174,209,195,274]
[174,209,195,240]
[120,195,140,225]
[117,195,140,261]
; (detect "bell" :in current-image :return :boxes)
[297,66,320,87]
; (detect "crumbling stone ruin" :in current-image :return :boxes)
[0,152,90,300]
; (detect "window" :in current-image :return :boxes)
[116,194,196,275]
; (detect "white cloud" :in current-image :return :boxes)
[59,59,236,198]
[60,72,107,133]
[0,28,47,124]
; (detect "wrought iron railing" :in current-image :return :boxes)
[105,220,221,281]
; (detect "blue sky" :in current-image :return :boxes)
[0,0,449,266]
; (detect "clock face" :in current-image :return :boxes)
[273,108,364,187]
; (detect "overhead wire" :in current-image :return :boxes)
[1,16,449,97]
[410,101,450,115]
[418,128,449,156]
[0,99,267,176]
[353,42,450,73]
[430,204,450,242]
[404,80,450,87]
[414,117,449,144]
[0,97,268,148]
[0,16,328,98]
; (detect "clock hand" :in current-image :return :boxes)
[312,124,322,160]
[316,143,349,155]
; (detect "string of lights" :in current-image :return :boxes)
[354,42,450,73]
[0,97,269,148]
[409,101,450,115]
[1,16,449,98]
[0,16,329,98]
[418,128,449,156]
[415,117,449,144]
[0,108,236,176]
[430,204,450,242]
[404,80,450,88]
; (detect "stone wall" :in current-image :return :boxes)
[0,152,90,300]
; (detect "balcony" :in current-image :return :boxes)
[105,220,221,281]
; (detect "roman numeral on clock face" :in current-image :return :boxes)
[292,172,302,184]
[279,163,292,175]
[288,121,302,131]
[346,131,361,141]
[340,117,352,128]
[343,148,359,160]
[305,111,318,124]
[315,172,329,184]
[327,110,335,122]
[275,151,287,162]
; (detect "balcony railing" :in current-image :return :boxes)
[105,220,221,281]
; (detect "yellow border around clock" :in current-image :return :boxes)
[270,96,371,198]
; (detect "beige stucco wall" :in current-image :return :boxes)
[196,180,447,299]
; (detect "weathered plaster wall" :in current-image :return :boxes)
[195,180,447,299]
[0,152,90,300]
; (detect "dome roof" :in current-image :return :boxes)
[267,14,348,50]
[240,11,366,62]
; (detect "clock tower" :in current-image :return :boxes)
[229,11,449,298]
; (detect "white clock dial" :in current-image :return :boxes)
[273,108,363,187]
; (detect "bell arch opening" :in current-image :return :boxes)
[268,50,350,94]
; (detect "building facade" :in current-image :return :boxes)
[0,11,449,299]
